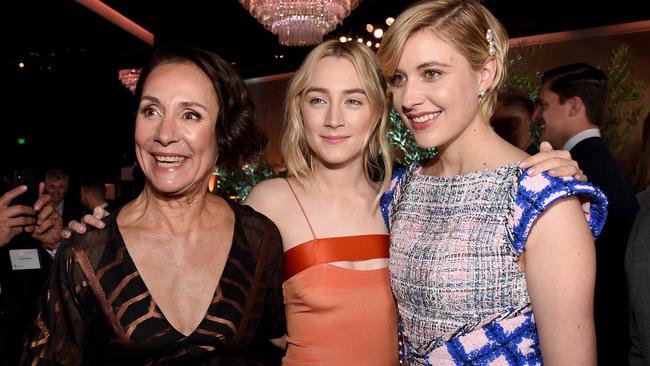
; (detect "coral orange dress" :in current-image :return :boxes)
[281,180,399,365]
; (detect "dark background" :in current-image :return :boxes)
[3,0,649,184]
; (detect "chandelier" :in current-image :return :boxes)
[118,68,142,94]
[240,0,361,46]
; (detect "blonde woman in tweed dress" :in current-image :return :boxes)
[377,0,606,365]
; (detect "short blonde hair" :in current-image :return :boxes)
[377,0,509,119]
[282,40,392,192]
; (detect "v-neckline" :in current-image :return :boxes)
[111,203,238,338]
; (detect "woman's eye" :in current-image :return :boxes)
[140,106,159,118]
[346,99,362,105]
[182,111,201,120]
[424,69,441,79]
[390,74,406,87]
[310,97,326,104]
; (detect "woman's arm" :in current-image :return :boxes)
[524,196,597,365]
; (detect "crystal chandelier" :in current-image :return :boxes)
[240,0,361,46]
[118,68,142,94]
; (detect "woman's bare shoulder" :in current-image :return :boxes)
[244,177,292,211]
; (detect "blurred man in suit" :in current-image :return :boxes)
[0,185,62,365]
[44,169,81,226]
[534,62,639,365]
[80,177,115,215]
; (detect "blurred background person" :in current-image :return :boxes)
[491,87,538,154]
[44,169,82,225]
[627,112,650,366]
[1,185,62,365]
[79,176,115,216]
[534,62,639,365]
[634,112,650,208]
[626,195,650,366]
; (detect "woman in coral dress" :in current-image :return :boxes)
[246,40,399,365]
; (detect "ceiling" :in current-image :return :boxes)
[3,0,649,175]
[7,0,650,79]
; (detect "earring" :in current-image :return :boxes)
[479,90,486,98]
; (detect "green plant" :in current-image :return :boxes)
[387,108,437,166]
[601,44,646,154]
[504,45,543,99]
[216,162,284,201]
[504,45,544,147]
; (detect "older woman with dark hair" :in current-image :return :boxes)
[21,45,285,365]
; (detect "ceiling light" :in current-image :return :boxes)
[118,68,141,94]
[240,0,361,46]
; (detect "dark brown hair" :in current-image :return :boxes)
[134,45,267,171]
[497,88,534,115]
[541,63,608,126]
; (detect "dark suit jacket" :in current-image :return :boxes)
[626,203,650,366]
[60,198,83,227]
[0,235,52,366]
[571,136,639,365]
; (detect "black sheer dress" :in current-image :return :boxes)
[22,202,286,366]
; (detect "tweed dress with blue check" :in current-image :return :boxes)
[382,163,607,365]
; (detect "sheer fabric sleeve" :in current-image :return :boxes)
[511,170,609,256]
[234,204,287,342]
[21,244,88,366]
[258,216,286,340]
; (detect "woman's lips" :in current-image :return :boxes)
[321,136,350,144]
[409,111,440,131]
[411,119,434,131]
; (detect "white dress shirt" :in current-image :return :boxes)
[562,128,601,151]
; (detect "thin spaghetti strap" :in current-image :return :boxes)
[284,178,317,239]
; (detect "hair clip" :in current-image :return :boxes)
[486,29,496,56]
